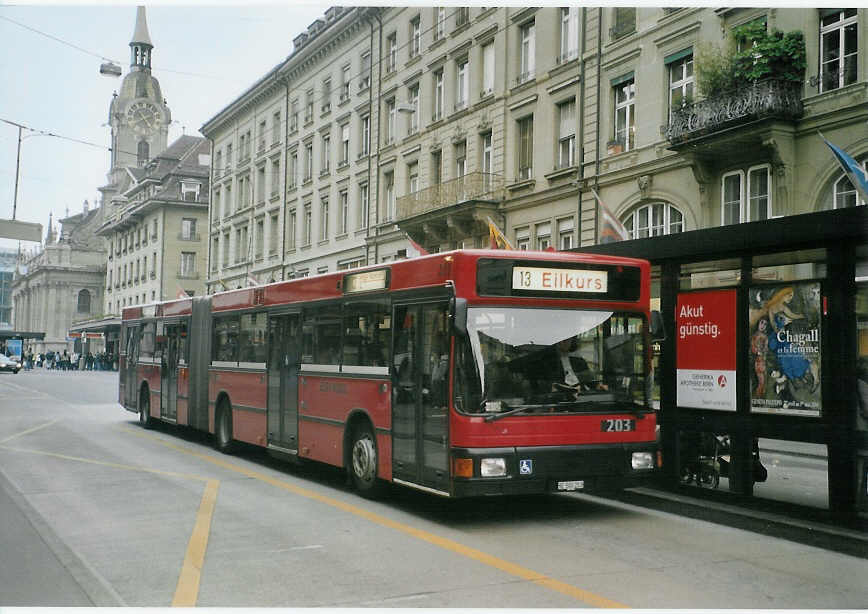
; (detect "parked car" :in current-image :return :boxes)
[0,354,21,374]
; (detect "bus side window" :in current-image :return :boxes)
[178,321,188,366]
[140,321,156,359]
[301,318,314,364]
[213,316,240,364]
[239,313,267,363]
[344,299,389,367]
[313,304,341,365]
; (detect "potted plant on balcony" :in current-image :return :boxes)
[696,22,806,97]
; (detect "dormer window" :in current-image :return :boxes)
[181,181,200,202]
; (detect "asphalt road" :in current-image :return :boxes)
[1,369,867,608]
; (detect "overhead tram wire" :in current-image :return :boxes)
[0,117,146,162]
[0,14,223,81]
[5,8,492,150]
[4,9,570,161]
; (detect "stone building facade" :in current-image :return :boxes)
[97,136,211,311]
[200,7,865,290]
[12,205,107,354]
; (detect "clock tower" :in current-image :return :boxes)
[105,6,171,186]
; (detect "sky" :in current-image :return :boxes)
[0,1,331,252]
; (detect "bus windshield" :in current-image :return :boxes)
[454,307,649,416]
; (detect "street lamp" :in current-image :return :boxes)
[100,61,122,77]
[99,61,122,77]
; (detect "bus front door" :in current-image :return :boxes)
[267,312,300,452]
[392,303,450,493]
[160,324,179,422]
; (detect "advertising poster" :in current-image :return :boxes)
[5,338,22,359]
[676,289,737,411]
[749,282,821,417]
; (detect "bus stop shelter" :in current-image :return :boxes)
[0,329,45,356]
[69,317,121,367]
[581,206,867,521]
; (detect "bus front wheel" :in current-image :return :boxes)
[214,399,235,454]
[349,424,385,498]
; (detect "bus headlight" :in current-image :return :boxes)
[631,452,654,470]
[480,457,507,477]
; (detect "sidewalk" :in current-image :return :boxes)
[612,485,868,558]
[758,438,827,460]
[0,469,124,606]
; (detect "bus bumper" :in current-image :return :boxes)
[450,443,658,498]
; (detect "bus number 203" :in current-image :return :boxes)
[601,419,636,432]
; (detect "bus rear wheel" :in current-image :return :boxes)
[349,424,385,498]
[139,387,153,429]
[214,399,235,454]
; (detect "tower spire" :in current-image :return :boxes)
[46,212,55,245]
[130,6,153,70]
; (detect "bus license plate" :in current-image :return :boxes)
[601,418,636,432]
[557,480,584,491]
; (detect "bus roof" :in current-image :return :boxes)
[122,249,649,320]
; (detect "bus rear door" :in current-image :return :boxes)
[160,323,180,422]
[123,325,140,409]
[267,312,301,452]
[392,302,450,494]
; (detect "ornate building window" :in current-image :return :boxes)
[833,157,867,208]
[820,8,858,92]
[622,202,684,238]
[77,289,91,314]
[137,140,149,166]
[721,165,771,224]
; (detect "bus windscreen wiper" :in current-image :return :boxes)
[484,402,535,422]
[483,399,599,422]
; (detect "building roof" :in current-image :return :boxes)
[121,136,210,207]
[131,6,153,48]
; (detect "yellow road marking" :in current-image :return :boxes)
[172,479,219,607]
[1,431,219,608]
[126,427,628,609]
[0,419,59,444]
[0,444,210,483]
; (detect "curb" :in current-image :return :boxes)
[609,486,868,558]
[0,467,126,606]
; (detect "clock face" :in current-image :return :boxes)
[126,101,162,135]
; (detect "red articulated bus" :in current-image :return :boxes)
[119,249,660,498]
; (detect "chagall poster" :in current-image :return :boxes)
[749,282,822,417]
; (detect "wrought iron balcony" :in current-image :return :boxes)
[665,79,803,146]
[396,172,504,221]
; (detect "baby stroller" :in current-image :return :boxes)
[679,433,729,489]
[680,434,766,489]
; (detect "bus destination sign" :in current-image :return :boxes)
[512,266,608,293]
[344,269,389,294]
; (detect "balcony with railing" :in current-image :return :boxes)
[395,172,504,248]
[665,79,803,147]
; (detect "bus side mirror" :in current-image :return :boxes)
[650,310,666,341]
[452,298,468,335]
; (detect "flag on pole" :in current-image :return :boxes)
[176,283,190,299]
[821,132,868,204]
[405,232,429,256]
[592,188,630,244]
[487,216,514,250]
